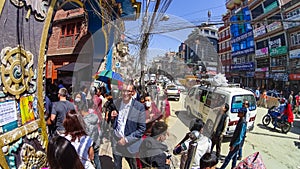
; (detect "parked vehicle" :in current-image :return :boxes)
[262,106,291,133]
[184,83,257,137]
[165,84,180,101]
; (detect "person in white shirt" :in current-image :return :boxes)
[173,118,212,169]
[111,82,146,169]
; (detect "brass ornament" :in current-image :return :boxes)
[0,46,35,99]
[10,0,48,21]
[18,143,47,169]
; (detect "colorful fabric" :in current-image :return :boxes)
[234,152,266,169]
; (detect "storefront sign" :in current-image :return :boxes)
[266,22,282,32]
[254,26,266,38]
[270,46,287,56]
[255,47,269,57]
[272,73,288,81]
[255,67,269,72]
[232,47,255,57]
[269,38,281,49]
[283,14,300,29]
[289,48,300,59]
[231,62,255,71]
[271,66,286,72]
[263,1,278,13]
[255,72,265,79]
[246,72,255,77]
[289,74,300,80]
[231,31,253,44]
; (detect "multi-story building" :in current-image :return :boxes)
[46,6,89,86]
[226,0,255,87]
[282,0,300,92]
[183,26,219,76]
[248,0,290,90]
[46,0,139,89]
[218,12,232,81]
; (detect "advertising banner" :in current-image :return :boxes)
[289,48,300,59]
[231,62,255,71]
[232,47,255,57]
[283,14,300,29]
[255,47,269,57]
[289,74,300,80]
[266,22,282,32]
[254,26,266,38]
[270,46,287,56]
[231,31,253,44]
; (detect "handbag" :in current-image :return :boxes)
[234,152,266,169]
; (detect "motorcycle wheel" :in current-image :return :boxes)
[262,115,271,126]
[281,122,291,134]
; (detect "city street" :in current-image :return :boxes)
[167,93,300,169]
[99,92,300,169]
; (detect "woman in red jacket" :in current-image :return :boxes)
[280,101,294,125]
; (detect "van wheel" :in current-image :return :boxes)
[187,106,192,117]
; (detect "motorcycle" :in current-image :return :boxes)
[262,106,292,133]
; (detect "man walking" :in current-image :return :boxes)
[219,108,247,169]
[211,103,229,159]
[46,88,75,136]
[111,82,146,169]
[237,100,250,160]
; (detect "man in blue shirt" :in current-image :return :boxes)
[220,108,247,169]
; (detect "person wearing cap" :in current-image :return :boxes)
[219,108,247,169]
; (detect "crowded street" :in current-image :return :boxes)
[1,0,300,168]
[97,89,300,169]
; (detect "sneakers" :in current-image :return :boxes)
[237,156,242,160]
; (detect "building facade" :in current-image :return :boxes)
[218,12,232,80]
[226,0,256,87]
[183,26,219,76]
[282,0,300,93]
[248,0,290,90]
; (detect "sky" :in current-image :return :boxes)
[125,0,227,61]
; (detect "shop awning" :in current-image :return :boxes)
[56,62,90,72]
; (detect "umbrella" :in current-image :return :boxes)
[94,70,123,86]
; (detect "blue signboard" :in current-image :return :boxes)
[231,62,255,71]
[232,47,255,57]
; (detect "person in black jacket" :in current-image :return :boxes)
[139,121,171,169]
[211,103,229,159]
[102,92,117,139]
[220,108,247,169]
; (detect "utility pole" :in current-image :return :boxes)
[139,0,161,95]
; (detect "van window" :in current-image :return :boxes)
[231,94,256,113]
[205,92,226,108]
[188,88,196,97]
[195,89,202,101]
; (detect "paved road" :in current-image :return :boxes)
[168,93,300,169]
[99,92,300,169]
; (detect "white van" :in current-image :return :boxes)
[184,83,257,137]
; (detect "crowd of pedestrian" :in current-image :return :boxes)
[44,79,175,169]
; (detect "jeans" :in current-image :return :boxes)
[220,146,239,169]
[94,149,101,169]
[238,147,242,159]
[211,133,223,158]
[113,153,137,169]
